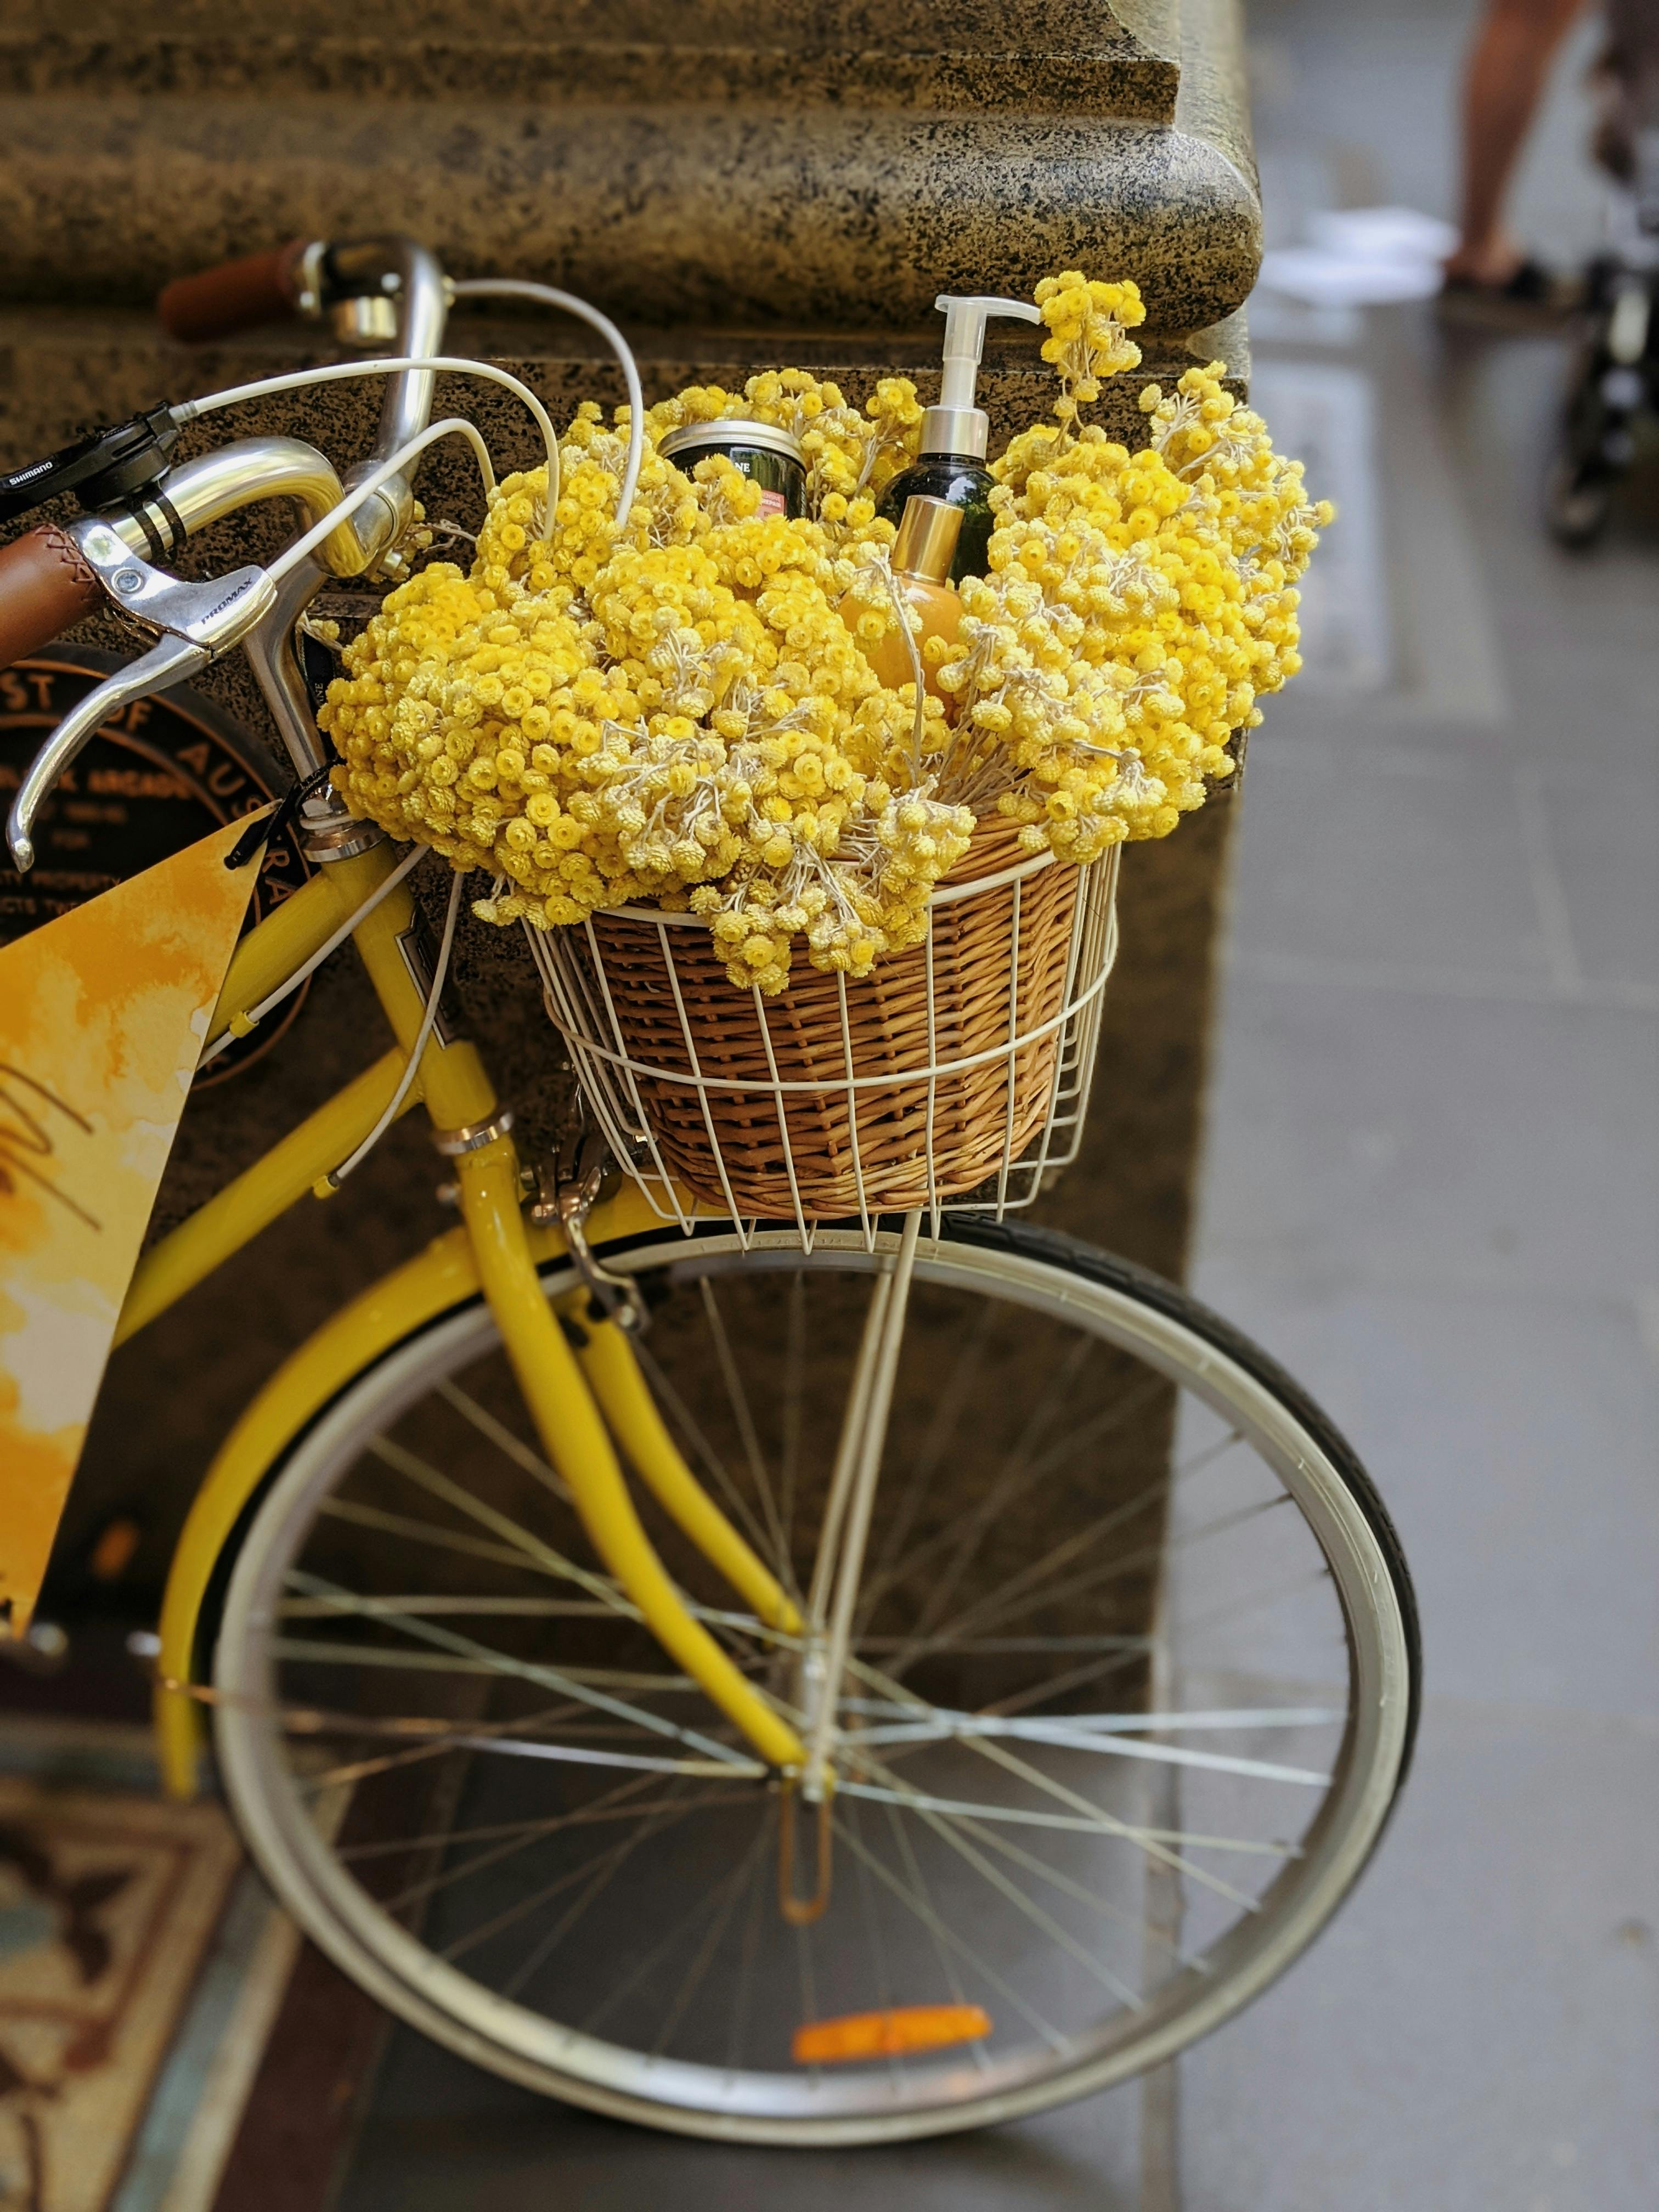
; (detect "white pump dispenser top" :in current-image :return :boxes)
[922,293,1043,460]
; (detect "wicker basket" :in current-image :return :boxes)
[531,815,1119,1235]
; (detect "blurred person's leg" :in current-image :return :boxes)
[1447,0,1592,289]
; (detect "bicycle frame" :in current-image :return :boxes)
[120,843,810,1791]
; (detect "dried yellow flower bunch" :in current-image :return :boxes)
[322,275,1329,991]
[929,272,1333,862]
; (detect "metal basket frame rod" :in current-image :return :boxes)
[801,1210,924,1801]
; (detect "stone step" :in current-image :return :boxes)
[0,36,1175,119]
[0,0,1180,61]
[0,91,1255,332]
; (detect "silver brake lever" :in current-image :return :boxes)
[7,517,278,873]
[9,635,208,871]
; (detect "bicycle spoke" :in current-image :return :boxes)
[834,1779,1294,1858]
[961,1735,1260,1912]
[654,1820,776,2057]
[845,1797,905,2090]
[338,1796,716,1865]
[366,1436,636,1620]
[886,1788,1205,1965]
[864,1367,1167,1632]
[581,1819,766,2034]
[836,1814,1067,2053]
[629,1332,778,1575]
[725,1807,774,2074]
[317,1496,565,1578]
[273,1638,697,1695]
[848,1700,1342,1735]
[845,1707,1334,1787]
[840,1641,1268,1900]
[435,1378,573,1505]
[939,1492,1289,1654]
[878,1466,1173,1675]
[282,1595,624,1619]
[859,1300,999,1621]
[901,1790,1145,2011]
[285,1570,759,1769]
[384,1769,662,1918]
[905,1334,1096,1646]
[794,1922,820,2082]
[496,1832,664,1997]
[458,1790,706,1976]
[698,1277,793,1585]
[884,1800,973,2019]
[777,1272,807,1577]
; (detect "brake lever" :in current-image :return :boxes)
[8,635,207,872]
[7,518,278,873]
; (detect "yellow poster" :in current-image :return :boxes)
[0,812,268,1633]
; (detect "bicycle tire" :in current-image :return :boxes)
[212,1216,1419,2145]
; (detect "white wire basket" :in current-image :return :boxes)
[527,819,1120,1252]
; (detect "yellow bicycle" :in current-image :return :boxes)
[1,235,1418,2145]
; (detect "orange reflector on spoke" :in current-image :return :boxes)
[792,2004,992,2066]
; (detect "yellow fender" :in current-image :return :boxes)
[154,1181,795,1796]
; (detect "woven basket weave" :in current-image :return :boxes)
[571,815,1083,1220]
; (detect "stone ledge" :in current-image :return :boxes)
[0,0,1172,57]
[0,39,1178,119]
[0,99,1260,330]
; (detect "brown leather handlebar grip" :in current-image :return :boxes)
[0,524,104,670]
[156,240,307,344]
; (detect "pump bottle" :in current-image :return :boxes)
[878,294,1043,582]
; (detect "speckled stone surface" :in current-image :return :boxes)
[0,0,1258,332]
[0,1,1253,1594]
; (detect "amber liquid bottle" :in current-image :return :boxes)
[840,495,963,703]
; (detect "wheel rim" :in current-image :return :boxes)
[215,1226,1415,2144]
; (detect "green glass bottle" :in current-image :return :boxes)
[878,294,1043,581]
[877,455,998,583]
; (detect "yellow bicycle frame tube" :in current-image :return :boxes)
[575,1319,800,1637]
[453,1141,804,1773]
[114,1048,420,1347]
[145,855,806,1790]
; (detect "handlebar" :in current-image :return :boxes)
[156,240,309,345]
[6,234,612,878]
[0,524,106,667]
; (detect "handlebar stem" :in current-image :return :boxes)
[334,238,449,558]
[241,554,334,783]
[227,240,452,780]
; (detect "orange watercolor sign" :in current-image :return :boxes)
[0,812,268,1633]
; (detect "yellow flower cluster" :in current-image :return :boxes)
[1035,271,1148,425]
[321,281,1327,990]
[645,369,923,525]
[926,279,1331,864]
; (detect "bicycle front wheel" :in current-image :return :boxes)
[213,1217,1418,2145]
